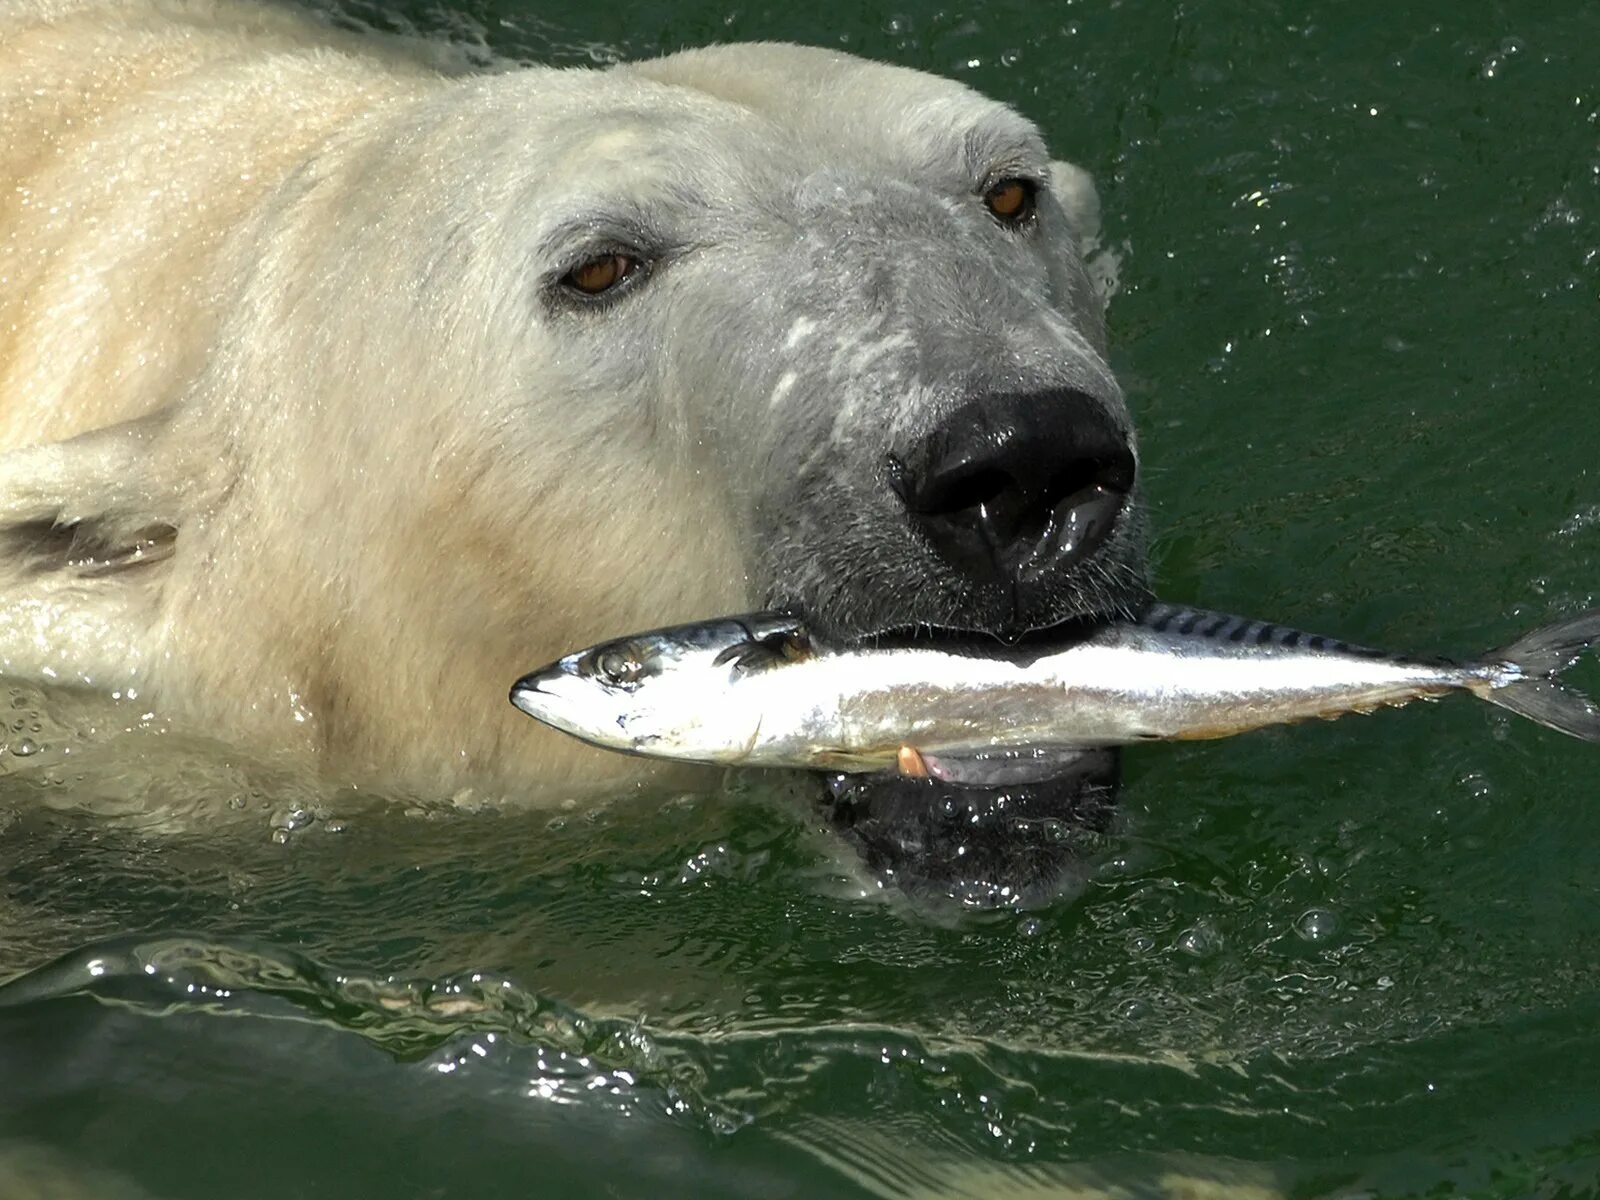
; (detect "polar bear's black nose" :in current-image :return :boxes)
[890,390,1136,585]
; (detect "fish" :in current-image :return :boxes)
[508,603,1600,785]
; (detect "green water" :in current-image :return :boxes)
[3,1,1599,1196]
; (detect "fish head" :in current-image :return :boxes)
[509,615,800,762]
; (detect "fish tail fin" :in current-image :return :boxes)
[1478,608,1600,742]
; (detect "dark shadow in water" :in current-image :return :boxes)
[818,749,1120,911]
[0,988,830,1199]
[0,930,1300,1200]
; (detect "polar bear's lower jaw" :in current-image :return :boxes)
[819,748,1120,911]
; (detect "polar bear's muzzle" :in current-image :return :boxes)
[756,370,1148,646]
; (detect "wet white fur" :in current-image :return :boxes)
[0,0,1107,798]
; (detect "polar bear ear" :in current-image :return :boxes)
[0,408,211,584]
[1049,159,1120,305]
[1048,160,1102,248]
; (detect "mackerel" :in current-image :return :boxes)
[509,604,1600,784]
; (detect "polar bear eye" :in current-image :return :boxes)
[563,252,640,297]
[983,178,1037,227]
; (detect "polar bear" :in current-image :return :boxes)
[0,0,1148,800]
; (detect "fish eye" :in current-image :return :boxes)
[561,251,643,298]
[594,644,647,689]
[983,177,1037,227]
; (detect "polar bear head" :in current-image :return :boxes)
[0,36,1145,804]
[402,42,1147,651]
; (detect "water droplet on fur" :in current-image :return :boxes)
[11,738,38,757]
[227,795,247,810]
[1116,998,1150,1020]
[1016,916,1043,937]
[1295,908,1340,942]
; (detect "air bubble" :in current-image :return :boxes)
[1295,907,1340,942]
[1176,922,1219,957]
[12,738,38,757]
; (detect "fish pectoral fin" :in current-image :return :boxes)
[712,627,813,673]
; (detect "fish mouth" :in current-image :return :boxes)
[509,672,555,714]
[508,670,594,742]
[820,749,1121,911]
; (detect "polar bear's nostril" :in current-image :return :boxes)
[893,390,1135,585]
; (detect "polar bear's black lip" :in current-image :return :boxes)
[827,601,1152,654]
[776,494,1152,649]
